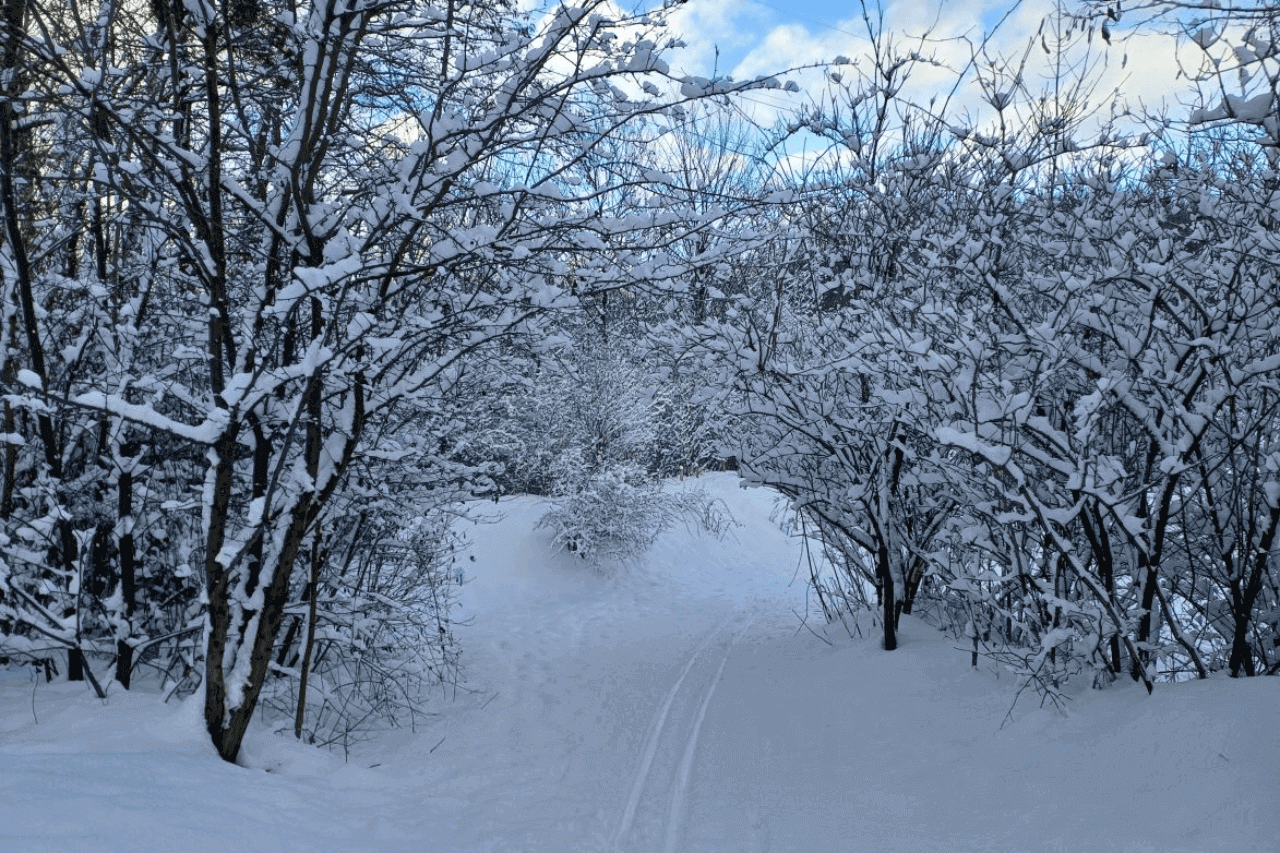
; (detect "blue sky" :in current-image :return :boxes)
[520,0,1215,137]
[661,0,1012,78]
[651,0,1203,132]
[654,0,1053,131]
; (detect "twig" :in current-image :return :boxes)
[80,655,107,700]
[429,736,446,754]
[792,608,833,646]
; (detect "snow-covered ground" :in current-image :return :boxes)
[2,474,1276,852]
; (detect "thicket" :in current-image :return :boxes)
[712,3,1280,701]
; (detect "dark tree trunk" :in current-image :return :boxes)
[210,497,314,762]
[115,443,138,688]
[202,430,240,758]
[901,556,925,615]
[878,543,897,651]
[295,529,325,740]
[1229,502,1280,677]
[1134,473,1177,682]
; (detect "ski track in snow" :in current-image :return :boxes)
[610,610,758,853]
[610,618,730,852]
[663,611,757,853]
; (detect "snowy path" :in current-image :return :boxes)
[347,482,809,853]
[609,610,757,853]
[2,474,1278,852]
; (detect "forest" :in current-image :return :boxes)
[0,0,1276,767]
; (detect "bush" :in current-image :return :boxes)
[538,461,669,566]
[259,505,463,754]
[538,458,736,568]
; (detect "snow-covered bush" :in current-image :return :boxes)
[538,461,669,565]
[538,456,736,567]
[668,484,739,540]
[261,504,463,752]
[648,363,734,480]
[479,326,731,497]
[489,335,662,491]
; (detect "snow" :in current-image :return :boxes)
[2,474,1277,852]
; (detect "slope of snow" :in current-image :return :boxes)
[1,474,1276,852]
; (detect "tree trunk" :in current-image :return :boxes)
[878,543,897,651]
[209,498,314,762]
[115,442,138,688]
[201,430,240,759]
[295,529,325,741]
[1229,501,1280,677]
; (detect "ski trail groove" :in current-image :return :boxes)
[609,619,730,852]
[663,612,757,853]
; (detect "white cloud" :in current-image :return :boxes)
[657,0,1212,139]
[664,0,779,78]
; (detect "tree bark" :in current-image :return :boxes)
[115,442,138,688]
[1229,501,1280,677]
[295,529,324,741]
[878,542,897,651]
